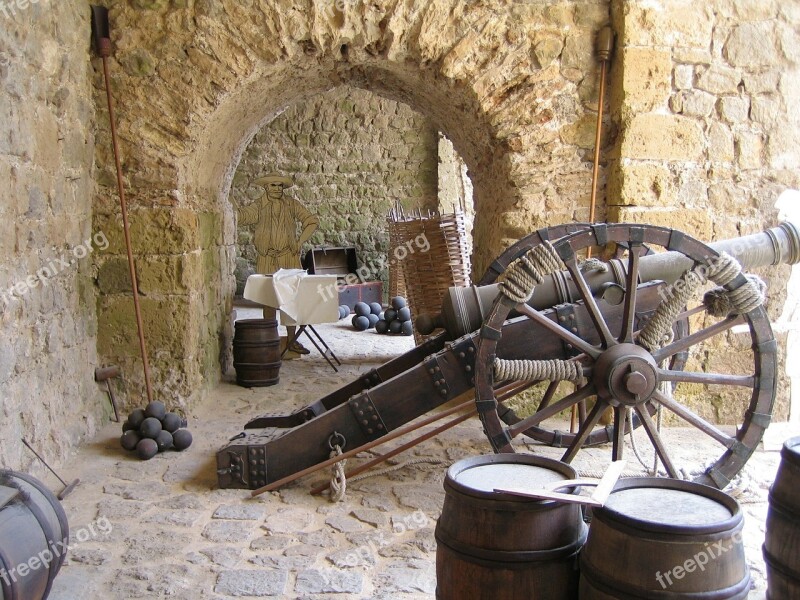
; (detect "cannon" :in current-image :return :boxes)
[217,221,800,491]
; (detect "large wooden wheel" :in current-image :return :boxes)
[475,223,776,488]
[477,224,689,450]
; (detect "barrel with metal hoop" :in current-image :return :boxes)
[0,470,70,600]
[580,477,749,599]
[764,436,800,599]
[435,454,586,600]
[233,318,281,387]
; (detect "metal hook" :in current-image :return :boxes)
[328,431,346,450]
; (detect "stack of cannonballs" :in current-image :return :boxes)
[343,296,413,335]
[120,401,193,460]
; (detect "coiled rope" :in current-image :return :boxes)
[639,252,765,351]
[495,242,581,382]
[494,358,583,382]
[329,442,347,502]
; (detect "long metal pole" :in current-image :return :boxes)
[95,18,154,404]
[588,26,614,230]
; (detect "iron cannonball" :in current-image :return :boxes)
[122,420,136,433]
[369,302,382,315]
[145,401,167,420]
[161,412,182,433]
[367,314,380,328]
[389,319,403,334]
[375,320,389,334]
[140,417,162,439]
[384,308,397,323]
[120,430,140,451]
[156,430,174,452]
[128,408,146,427]
[401,320,414,336]
[391,296,407,310]
[353,315,370,331]
[397,307,412,322]
[136,438,159,460]
[173,429,193,451]
[354,302,371,317]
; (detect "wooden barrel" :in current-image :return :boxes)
[233,319,281,387]
[764,436,800,600]
[580,478,750,599]
[0,470,70,600]
[435,454,586,600]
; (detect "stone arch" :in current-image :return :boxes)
[94,1,606,402]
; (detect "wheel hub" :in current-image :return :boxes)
[593,343,658,406]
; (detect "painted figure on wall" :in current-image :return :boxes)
[238,172,319,354]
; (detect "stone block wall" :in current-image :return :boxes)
[231,86,439,296]
[608,0,800,420]
[0,1,102,470]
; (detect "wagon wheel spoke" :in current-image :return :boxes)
[506,383,596,439]
[651,315,744,364]
[560,252,617,348]
[562,400,608,463]
[657,369,755,388]
[650,389,736,449]
[537,380,560,411]
[612,405,627,461]
[634,404,679,478]
[620,242,641,343]
[516,303,601,359]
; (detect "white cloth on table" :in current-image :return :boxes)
[243,270,339,326]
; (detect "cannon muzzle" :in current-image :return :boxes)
[418,220,800,339]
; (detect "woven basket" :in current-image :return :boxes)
[387,208,471,344]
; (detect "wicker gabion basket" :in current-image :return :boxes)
[387,206,471,344]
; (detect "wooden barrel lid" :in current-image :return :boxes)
[445,454,577,502]
[781,435,800,465]
[599,478,742,534]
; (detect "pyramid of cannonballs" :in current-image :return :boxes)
[120,401,193,460]
[338,296,413,336]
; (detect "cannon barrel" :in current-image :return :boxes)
[418,220,800,339]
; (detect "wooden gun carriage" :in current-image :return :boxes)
[217,221,800,492]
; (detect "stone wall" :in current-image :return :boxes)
[609,0,800,421]
[231,86,438,296]
[0,0,101,469]
[82,0,799,425]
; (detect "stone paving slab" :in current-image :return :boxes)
[44,316,793,599]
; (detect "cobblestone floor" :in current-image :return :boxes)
[46,311,796,599]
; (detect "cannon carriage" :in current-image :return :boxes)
[217,220,800,492]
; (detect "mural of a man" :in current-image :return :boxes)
[238,172,319,354]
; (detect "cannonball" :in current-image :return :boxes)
[401,320,414,336]
[155,430,174,452]
[369,302,383,315]
[391,296,407,310]
[353,315,370,331]
[397,307,412,322]
[338,305,349,320]
[136,438,159,460]
[161,412,182,433]
[354,302,371,317]
[367,313,380,328]
[172,429,193,451]
[120,430,140,451]
[145,401,167,420]
[389,319,403,334]
[375,320,389,334]
[139,417,162,439]
[384,308,397,323]
[122,420,136,433]
[128,408,146,428]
